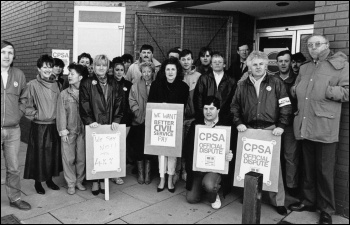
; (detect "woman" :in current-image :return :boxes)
[129,62,156,185]
[195,47,213,76]
[148,58,189,192]
[57,63,88,195]
[78,52,93,67]
[79,54,124,195]
[24,54,63,195]
[52,58,67,91]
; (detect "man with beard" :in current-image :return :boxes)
[291,52,306,75]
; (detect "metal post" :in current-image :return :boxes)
[242,172,263,224]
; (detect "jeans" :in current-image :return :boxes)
[186,172,221,204]
[1,127,21,202]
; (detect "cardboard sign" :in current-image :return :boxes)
[52,49,70,75]
[193,125,231,174]
[86,124,126,180]
[233,129,281,192]
[144,103,184,157]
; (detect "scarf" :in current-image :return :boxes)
[96,74,108,85]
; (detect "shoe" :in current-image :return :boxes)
[289,202,316,212]
[157,178,166,192]
[168,185,175,193]
[67,186,75,195]
[144,160,152,185]
[276,206,288,216]
[137,160,145,184]
[91,182,100,196]
[46,180,60,190]
[76,183,86,191]
[112,177,124,185]
[319,211,332,224]
[211,194,222,209]
[35,182,45,195]
[10,199,31,211]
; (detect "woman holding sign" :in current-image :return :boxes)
[148,58,189,192]
[79,54,124,196]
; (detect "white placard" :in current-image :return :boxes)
[150,109,177,147]
[238,137,275,185]
[195,127,227,171]
[92,133,120,172]
[52,49,70,75]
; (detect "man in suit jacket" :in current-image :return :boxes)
[228,43,250,81]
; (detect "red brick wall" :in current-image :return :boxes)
[314,1,349,218]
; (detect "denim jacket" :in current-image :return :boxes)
[56,86,84,136]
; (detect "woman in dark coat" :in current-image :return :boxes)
[148,57,189,192]
[79,54,124,195]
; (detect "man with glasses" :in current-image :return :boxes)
[289,35,349,224]
[228,43,250,81]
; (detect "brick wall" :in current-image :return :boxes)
[314,1,349,218]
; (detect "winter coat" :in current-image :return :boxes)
[129,77,151,125]
[293,49,349,143]
[116,77,133,127]
[183,66,202,119]
[1,67,27,128]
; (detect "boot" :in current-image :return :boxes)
[137,160,145,184]
[144,160,152,185]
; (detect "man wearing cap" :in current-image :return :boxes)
[291,52,307,76]
[1,40,31,210]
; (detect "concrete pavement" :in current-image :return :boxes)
[1,142,348,224]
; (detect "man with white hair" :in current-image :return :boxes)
[231,50,292,216]
[290,35,349,224]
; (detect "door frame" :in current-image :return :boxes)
[256,31,297,54]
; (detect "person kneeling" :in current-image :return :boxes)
[184,96,233,209]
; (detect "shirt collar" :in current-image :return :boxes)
[1,67,10,74]
[213,71,224,77]
[204,116,219,127]
[249,72,267,84]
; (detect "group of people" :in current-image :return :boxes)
[1,34,348,224]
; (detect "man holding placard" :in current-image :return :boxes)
[231,51,292,215]
[184,96,233,209]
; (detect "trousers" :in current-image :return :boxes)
[186,172,221,204]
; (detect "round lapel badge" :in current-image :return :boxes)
[92,80,97,85]
[123,87,127,91]
[14,81,19,87]
[266,86,272,91]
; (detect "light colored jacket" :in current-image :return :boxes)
[293,49,349,143]
[125,58,161,83]
[129,77,150,125]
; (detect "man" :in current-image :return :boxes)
[228,43,250,81]
[195,47,213,76]
[290,35,349,224]
[184,96,233,209]
[291,52,306,75]
[194,52,236,126]
[275,50,300,196]
[125,44,161,83]
[167,47,181,59]
[1,40,31,210]
[231,51,292,216]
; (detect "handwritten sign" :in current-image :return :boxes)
[150,109,177,147]
[193,125,230,174]
[52,49,70,75]
[145,103,184,157]
[233,129,281,192]
[86,125,126,180]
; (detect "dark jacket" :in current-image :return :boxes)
[116,77,133,127]
[228,58,248,82]
[193,71,236,125]
[183,119,234,198]
[231,74,292,129]
[195,63,213,77]
[79,75,124,125]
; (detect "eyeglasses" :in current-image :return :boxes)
[307,42,327,48]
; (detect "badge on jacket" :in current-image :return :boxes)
[266,86,272,91]
[123,87,127,91]
[14,81,18,87]
[92,80,97,85]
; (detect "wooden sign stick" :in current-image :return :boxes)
[104,178,109,201]
[160,155,165,178]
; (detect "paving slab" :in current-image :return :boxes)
[107,219,128,224]
[121,194,219,224]
[19,174,66,197]
[21,213,62,224]
[50,190,149,224]
[282,211,349,224]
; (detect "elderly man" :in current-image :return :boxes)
[1,40,31,210]
[228,43,250,81]
[289,35,349,224]
[231,51,292,215]
[125,44,161,83]
[291,52,307,75]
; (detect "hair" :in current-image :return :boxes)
[53,58,65,68]
[203,96,221,110]
[139,61,156,73]
[121,53,133,63]
[112,57,125,70]
[179,49,193,59]
[37,54,54,68]
[198,47,213,58]
[77,52,93,65]
[246,51,269,68]
[276,50,292,61]
[211,51,226,64]
[68,63,88,79]
[237,43,250,51]
[292,52,306,62]
[159,57,183,81]
[1,40,15,57]
[307,35,329,44]
[140,44,154,53]
[93,54,109,74]
[167,48,181,58]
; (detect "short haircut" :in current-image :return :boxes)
[211,51,226,64]
[77,52,93,65]
[68,63,88,79]
[307,35,329,44]
[53,58,65,68]
[37,54,54,68]
[246,51,269,68]
[121,53,133,63]
[179,49,193,59]
[1,40,15,57]
[237,43,250,51]
[140,44,154,53]
[167,48,181,58]
[276,50,292,61]
[112,57,125,70]
[93,54,109,73]
[291,52,306,62]
[203,96,221,110]
[198,47,213,58]
[159,57,183,81]
[139,61,156,74]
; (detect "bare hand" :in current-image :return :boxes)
[111,122,119,131]
[89,122,99,128]
[226,150,233,162]
[272,127,284,136]
[61,135,69,143]
[237,124,247,132]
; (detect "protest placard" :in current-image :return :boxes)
[193,125,231,174]
[52,49,70,75]
[144,103,184,157]
[233,129,281,192]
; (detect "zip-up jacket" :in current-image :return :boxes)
[129,77,150,125]
[1,67,27,128]
[116,77,133,127]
